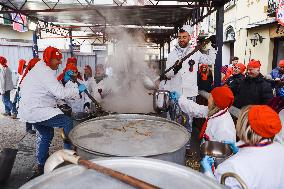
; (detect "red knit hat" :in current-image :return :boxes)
[18,59,26,75]
[67,57,77,65]
[0,56,7,67]
[248,105,282,138]
[279,60,284,67]
[211,86,234,109]
[234,63,246,74]
[19,58,41,85]
[43,46,62,66]
[247,59,261,68]
[57,63,78,81]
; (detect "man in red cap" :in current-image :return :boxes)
[201,105,284,189]
[17,46,87,178]
[269,59,284,97]
[233,59,273,108]
[169,86,236,142]
[0,56,17,118]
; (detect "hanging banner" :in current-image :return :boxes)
[279,0,284,8]
[11,13,28,32]
[277,7,284,26]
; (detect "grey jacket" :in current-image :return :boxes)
[0,66,14,94]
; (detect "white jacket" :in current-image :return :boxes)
[275,109,284,145]
[215,141,284,189]
[178,96,236,142]
[88,77,111,103]
[18,62,80,123]
[165,45,216,97]
[0,66,14,94]
[62,80,89,113]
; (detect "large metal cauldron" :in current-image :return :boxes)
[69,114,189,165]
[20,158,228,189]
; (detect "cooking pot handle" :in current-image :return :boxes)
[221,172,248,189]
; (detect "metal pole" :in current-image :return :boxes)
[167,41,170,54]
[214,5,224,87]
[69,29,74,56]
[32,31,39,58]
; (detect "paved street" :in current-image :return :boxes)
[0,93,63,189]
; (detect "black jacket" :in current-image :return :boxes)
[226,74,245,95]
[233,74,273,108]
[197,73,213,92]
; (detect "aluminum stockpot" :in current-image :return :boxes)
[20,157,228,189]
[69,114,189,165]
[153,90,170,112]
[200,141,233,166]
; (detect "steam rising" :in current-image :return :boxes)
[101,30,155,113]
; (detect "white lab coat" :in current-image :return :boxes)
[18,62,80,123]
[275,109,284,145]
[0,66,14,94]
[215,141,284,189]
[178,96,236,142]
[165,45,216,97]
[88,77,111,103]
[62,80,89,113]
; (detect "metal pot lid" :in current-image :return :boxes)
[20,158,227,189]
[69,114,189,156]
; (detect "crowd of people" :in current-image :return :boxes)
[1,24,284,188]
[0,47,110,179]
[161,26,284,189]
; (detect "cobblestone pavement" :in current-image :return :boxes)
[0,94,63,189]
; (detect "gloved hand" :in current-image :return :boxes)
[173,60,182,75]
[169,91,181,102]
[223,141,239,154]
[78,84,87,93]
[64,70,74,82]
[200,155,215,173]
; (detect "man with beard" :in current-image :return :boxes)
[163,25,217,149]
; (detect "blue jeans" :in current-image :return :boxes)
[1,90,17,114]
[33,114,73,166]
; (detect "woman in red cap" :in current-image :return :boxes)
[201,105,284,189]
[57,63,90,113]
[226,63,246,95]
[17,46,87,178]
[197,64,213,92]
[170,86,236,142]
[0,56,17,118]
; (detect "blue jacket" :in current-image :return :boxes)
[270,68,284,80]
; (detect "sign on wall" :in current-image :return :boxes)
[277,0,284,26]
